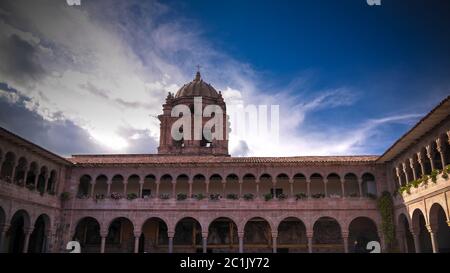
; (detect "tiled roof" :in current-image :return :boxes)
[68,154,379,165]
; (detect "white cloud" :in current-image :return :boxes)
[0,0,423,157]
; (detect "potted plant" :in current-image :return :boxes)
[193,193,205,200]
[430,169,439,183]
[209,193,221,201]
[127,193,138,200]
[295,193,307,200]
[226,193,238,200]
[110,192,122,200]
[60,192,70,201]
[243,193,254,201]
[177,193,187,201]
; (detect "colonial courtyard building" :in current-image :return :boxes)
[0,72,449,253]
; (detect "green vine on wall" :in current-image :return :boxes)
[377,191,395,250]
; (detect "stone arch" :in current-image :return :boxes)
[242,173,256,196]
[244,217,272,253]
[0,151,16,182]
[361,173,377,197]
[126,174,140,197]
[326,173,341,198]
[72,217,101,253]
[173,217,202,253]
[312,216,344,253]
[292,173,307,198]
[429,203,450,252]
[175,174,190,198]
[344,173,359,197]
[224,174,239,197]
[209,174,223,196]
[259,173,273,198]
[94,174,108,197]
[36,166,48,194]
[46,170,57,194]
[139,217,169,253]
[142,174,156,198]
[207,217,239,253]
[77,174,92,198]
[398,213,415,253]
[412,208,432,253]
[347,216,379,253]
[275,173,290,198]
[6,209,31,253]
[26,162,38,187]
[277,217,307,253]
[310,173,325,198]
[13,157,27,185]
[159,174,173,198]
[105,217,135,253]
[28,214,51,253]
[110,175,124,197]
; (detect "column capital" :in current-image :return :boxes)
[425,145,433,158]
[306,231,313,238]
[237,231,244,238]
[426,224,437,234]
[271,231,278,238]
[167,231,175,238]
[202,231,208,239]
[341,231,349,239]
[435,138,443,152]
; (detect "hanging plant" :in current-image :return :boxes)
[377,191,395,251]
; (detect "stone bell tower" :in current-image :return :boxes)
[157,71,229,156]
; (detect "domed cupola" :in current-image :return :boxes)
[175,71,219,98]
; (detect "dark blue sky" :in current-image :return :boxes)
[0,0,449,156]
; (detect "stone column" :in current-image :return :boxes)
[90,182,95,198]
[272,232,277,253]
[134,233,140,253]
[172,182,176,199]
[10,164,17,183]
[411,231,420,253]
[139,183,143,198]
[402,163,409,184]
[436,138,446,168]
[340,178,345,198]
[202,232,208,253]
[306,178,311,198]
[205,182,209,195]
[168,232,174,253]
[23,228,33,253]
[255,179,260,199]
[238,232,244,253]
[409,158,417,181]
[188,181,193,198]
[271,179,276,198]
[307,232,313,253]
[417,152,425,177]
[289,179,294,198]
[395,167,402,186]
[100,236,106,253]
[156,181,160,198]
[0,224,10,253]
[123,182,127,196]
[106,182,111,197]
[342,232,349,253]
[33,173,39,190]
[222,181,226,197]
[239,179,243,198]
[426,225,439,253]
[426,145,435,171]
[357,178,363,198]
[43,174,49,194]
[323,178,328,197]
